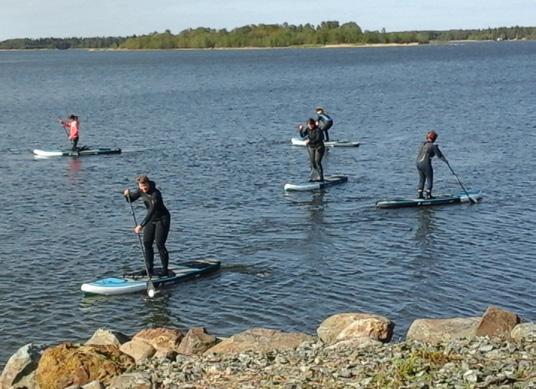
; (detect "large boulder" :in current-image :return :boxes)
[475,306,520,338]
[511,323,536,341]
[406,317,480,343]
[85,328,130,348]
[35,343,134,389]
[119,339,156,363]
[317,313,394,344]
[205,328,313,354]
[325,337,384,351]
[0,343,44,388]
[177,327,218,355]
[132,327,184,354]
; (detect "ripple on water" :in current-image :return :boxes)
[2,43,536,367]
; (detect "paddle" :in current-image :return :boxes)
[444,160,476,204]
[58,117,69,138]
[126,191,156,297]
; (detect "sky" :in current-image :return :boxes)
[1,0,535,40]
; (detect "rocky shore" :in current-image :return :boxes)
[1,306,535,388]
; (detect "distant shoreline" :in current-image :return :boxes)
[1,40,521,52]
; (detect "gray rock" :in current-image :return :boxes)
[406,317,479,343]
[119,339,156,363]
[0,343,44,388]
[85,328,130,348]
[511,322,536,341]
[177,327,218,355]
[108,372,152,389]
[205,328,313,354]
[317,313,394,344]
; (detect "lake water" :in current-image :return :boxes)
[1,42,536,367]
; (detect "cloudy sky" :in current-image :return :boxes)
[1,0,535,40]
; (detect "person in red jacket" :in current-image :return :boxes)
[59,114,80,151]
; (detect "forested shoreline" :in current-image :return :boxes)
[1,21,535,50]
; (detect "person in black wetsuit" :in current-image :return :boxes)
[315,107,333,142]
[298,118,325,182]
[416,130,447,199]
[123,175,171,277]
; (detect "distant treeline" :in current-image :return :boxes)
[0,36,126,50]
[1,22,535,50]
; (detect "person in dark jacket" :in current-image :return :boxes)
[123,175,171,277]
[416,130,447,199]
[299,118,325,181]
[315,107,333,142]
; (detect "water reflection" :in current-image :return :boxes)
[68,157,81,184]
[413,208,436,246]
[69,157,81,173]
[308,190,325,222]
[141,291,176,328]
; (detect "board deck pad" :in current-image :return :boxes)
[81,258,221,296]
[291,137,360,147]
[284,175,348,192]
[375,190,482,209]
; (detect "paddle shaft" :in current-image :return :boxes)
[445,161,475,204]
[126,192,155,293]
[59,119,69,138]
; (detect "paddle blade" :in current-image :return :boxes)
[147,280,156,298]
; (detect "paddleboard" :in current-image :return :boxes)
[284,175,348,192]
[33,146,121,157]
[291,137,360,148]
[375,190,482,209]
[81,258,221,296]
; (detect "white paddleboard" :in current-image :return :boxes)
[284,175,348,192]
[81,258,220,296]
[33,146,121,157]
[291,137,360,147]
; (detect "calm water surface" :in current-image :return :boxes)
[1,42,536,366]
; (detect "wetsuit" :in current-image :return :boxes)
[416,141,445,198]
[127,182,171,276]
[300,126,325,181]
[317,113,333,142]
